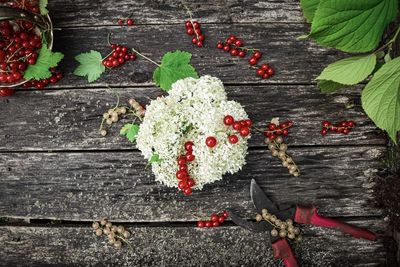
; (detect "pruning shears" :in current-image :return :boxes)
[228,179,377,267]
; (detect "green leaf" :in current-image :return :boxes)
[39,0,48,15]
[148,153,162,164]
[153,50,198,91]
[384,53,391,63]
[120,123,140,142]
[309,0,398,52]
[316,54,376,85]
[361,56,400,143]
[23,46,64,80]
[318,80,347,93]
[73,50,105,83]
[300,0,320,23]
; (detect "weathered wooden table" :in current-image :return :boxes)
[0,1,391,266]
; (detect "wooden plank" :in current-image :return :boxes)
[48,0,305,27]
[45,23,343,87]
[0,86,384,152]
[0,218,387,266]
[0,147,384,221]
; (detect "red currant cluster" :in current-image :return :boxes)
[102,44,137,69]
[223,115,252,144]
[197,211,229,228]
[263,120,293,141]
[22,68,62,89]
[256,64,275,80]
[2,0,40,13]
[321,120,356,135]
[117,18,134,26]
[216,35,275,80]
[0,20,42,85]
[176,141,196,196]
[185,20,204,47]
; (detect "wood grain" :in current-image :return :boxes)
[0,86,384,152]
[0,147,384,221]
[43,23,343,87]
[0,218,387,267]
[48,0,305,27]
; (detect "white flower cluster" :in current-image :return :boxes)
[136,75,250,189]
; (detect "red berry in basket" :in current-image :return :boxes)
[0,88,15,97]
[206,136,217,148]
[228,135,239,144]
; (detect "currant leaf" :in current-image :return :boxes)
[300,0,320,23]
[309,0,398,52]
[39,0,49,15]
[148,153,162,164]
[316,54,377,85]
[73,50,105,83]
[153,50,198,91]
[23,46,64,80]
[120,123,140,142]
[318,80,347,93]
[361,56,400,143]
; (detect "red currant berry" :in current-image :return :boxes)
[269,134,277,140]
[233,122,242,130]
[192,22,200,29]
[321,128,328,135]
[244,119,252,127]
[186,153,195,162]
[253,51,262,59]
[217,42,224,49]
[196,41,203,47]
[126,19,134,26]
[234,40,242,47]
[187,179,195,187]
[178,181,188,190]
[238,50,246,57]
[198,35,205,42]
[192,37,198,44]
[205,221,213,228]
[179,165,187,171]
[342,128,350,134]
[178,156,186,166]
[222,210,229,218]
[223,45,231,52]
[212,221,220,227]
[0,88,15,97]
[197,221,205,228]
[249,57,257,65]
[183,187,192,196]
[184,141,194,151]
[186,28,194,35]
[206,136,217,148]
[176,170,187,180]
[282,129,289,136]
[348,121,355,127]
[256,68,264,76]
[218,216,225,223]
[185,21,192,28]
[117,19,124,25]
[230,49,239,56]
[268,123,276,130]
[267,68,275,76]
[322,121,331,127]
[211,214,219,222]
[262,73,269,79]
[223,115,234,125]
[228,135,239,144]
[239,127,250,137]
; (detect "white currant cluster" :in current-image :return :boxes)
[92,219,132,249]
[256,209,301,241]
[265,136,300,177]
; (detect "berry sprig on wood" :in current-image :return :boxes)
[321,120,356,136]
[92,219,132,249]
[216,35,275,80]
[183,5,205,47]
[117,18,134,26]
[262,118,300,177]
[74,34,198,91]
[197,210,229,228]
[176,142,196,196]
[256,208,301,241]
[223,115,252,143]
[22,67,63,89]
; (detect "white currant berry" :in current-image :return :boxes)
[103,113,110,119]
[255,214,263,222]
[120,107,127,114]
[106,119,113,125]
[272,150,279,157]
[100,129,107,136]
[100,219,107,226]
[279,230,287,238]
[95,229,103,236]
[117,226,125,234]
[282,161,289,167]
[92,222,99,229]
[271,229,278,237]
[279,143,288,152]
[288,233,295,239]
[114,240,122,249]
[275,136,283,143]
[123,231,130,238]
[111,115,118,122]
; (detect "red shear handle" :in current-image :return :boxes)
[294,206,377,241]
[271,239,298,267]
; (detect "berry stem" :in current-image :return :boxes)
[130,47,161,67]
[183,4,201,42]
[232,44,260,52]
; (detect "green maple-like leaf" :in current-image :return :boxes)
[317,54,377,85]
[300,0,320,23]
[73,50,105,83]
[309,0,398,53]
[39,0,48,15]
[361,56,400,143]
[23,46,64,80]
[153,50,198,91]
[120,123,140,142]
